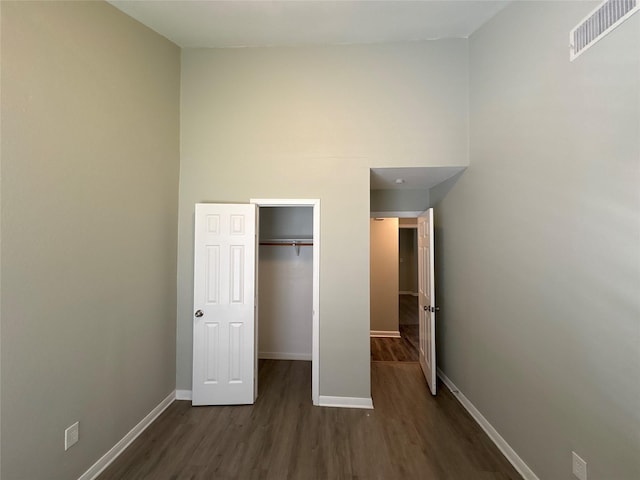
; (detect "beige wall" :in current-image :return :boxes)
[370,218,399,333]
[177,40,469,397]
[399,218,417,227]
[437,2,640,479]
[0,2,180,479]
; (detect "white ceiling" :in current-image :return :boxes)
[109,1,509,48]
[370,167,466,190]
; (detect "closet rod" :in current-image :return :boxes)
[259,241,312,256]
[259,242,313,246]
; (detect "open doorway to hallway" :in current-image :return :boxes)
[369,166,466,392]
[370,217,419,362]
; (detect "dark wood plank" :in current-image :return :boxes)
[97,360,522,480]
[400,324,419,353]
[370,295,419,362]
[370,333,418,362]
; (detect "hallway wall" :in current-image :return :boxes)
[370,218,399,334]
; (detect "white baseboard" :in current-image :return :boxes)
[258,351,312,361]
[318,395,374,409]
[437,368,539,480]
[175,389,192,401]
[370,330,401,338]
[78,391,175,480]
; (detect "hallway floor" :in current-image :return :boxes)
[370,294,419,362]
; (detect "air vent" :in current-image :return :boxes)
[570,0,639,61]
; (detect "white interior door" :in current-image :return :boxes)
[418,208,437,395]
[192,203,256,406]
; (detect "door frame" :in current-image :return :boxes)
[251,198,320,406]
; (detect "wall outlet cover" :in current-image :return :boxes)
[65,421,79,451]
[572,451,587,480]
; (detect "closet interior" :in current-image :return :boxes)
[258,206,313,362]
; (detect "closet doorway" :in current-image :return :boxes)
[251,199,320,405]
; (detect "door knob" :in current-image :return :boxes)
[194,310,204,318]
[424,305,429,311]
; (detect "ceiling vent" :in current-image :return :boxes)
[570,0,639,61]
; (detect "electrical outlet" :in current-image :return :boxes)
[572,451,587,480]
[64,422,79,451]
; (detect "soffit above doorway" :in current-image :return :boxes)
[370,167,466,191]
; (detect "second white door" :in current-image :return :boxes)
[418,208,437,395]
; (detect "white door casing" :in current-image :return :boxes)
[192,203,256,406]
[418,208,437,395]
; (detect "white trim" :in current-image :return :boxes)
[251,199,315,206]
[175,390,192,401]
[370,211,423,218]
[312,201,320,406]
[437,369,540,480]
[399,291,418,296]
[370,330,401,338]
[78,391,175,480]
[259,352,312,361]
[318,396,374,409]
[251,198,320,406]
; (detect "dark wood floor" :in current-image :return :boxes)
[97,360,521,480]
[371,295,420,362]
[399,294,418,326]
[370,325,418,362]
